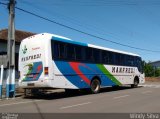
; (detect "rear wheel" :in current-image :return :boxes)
[24,88,30,97]
[131,78,139,88]
[24,89,41,97]
[90,79,100,94]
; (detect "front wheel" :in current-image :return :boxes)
[90,79,101,94]
[131,79,139,88]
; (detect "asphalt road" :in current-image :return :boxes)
[0,82,160,115]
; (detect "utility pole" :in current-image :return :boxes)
[6,0,16,98]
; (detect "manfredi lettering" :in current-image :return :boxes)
[21,54,41,62]
[112,66,135,73]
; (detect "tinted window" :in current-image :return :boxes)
[102,50,112,64]
[115,53,125,65]
[126,55,134,66]
[114,53,121,65]
[51,41,66,60]
[75,45,82,60]
[59,42,66,59]
[135,57,143,73]
[51,41,57,59]
[120,54,125,65]
[102,51,107,64]
[86,48,93,62]
[52,40,138,67]
[93,49,101,63]
[67,44,75,60]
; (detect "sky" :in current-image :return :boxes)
[1,0,160,62]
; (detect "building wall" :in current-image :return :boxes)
[0,42,20,53]
[0,54,7,68]
[0,42,7,52]
[0,42,20,79]
[150,61,160,68]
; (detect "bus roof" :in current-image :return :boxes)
[30,33,140,57]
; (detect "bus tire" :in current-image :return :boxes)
[31,89,40,96]
[131,77,139,88]
[90,78,101,94]
[24,88,31,97]
[24,88,27,97]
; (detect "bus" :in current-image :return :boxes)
[18,33,145,95]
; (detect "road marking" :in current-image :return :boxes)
[113,95,130,99]
[142,91,152,94]
[0,100,42,107]
[60,102,92,109]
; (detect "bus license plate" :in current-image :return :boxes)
[27,83,34,86]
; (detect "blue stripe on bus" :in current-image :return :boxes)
[52,36,88,47]
[55,61,90,88]
[54,61,116,89]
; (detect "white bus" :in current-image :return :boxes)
[19,33,145,94]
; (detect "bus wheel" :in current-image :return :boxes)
[31,89,40,96]
[131,78,139,88]
[24,88,31,97]
[90,79,100,94]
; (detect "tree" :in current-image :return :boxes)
[144,62,154,77]
[143,61,160,77]
[155,68,160,77]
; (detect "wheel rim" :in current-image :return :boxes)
[91,79,100,92]
[134,80,138,87]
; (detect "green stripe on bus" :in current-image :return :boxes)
[97,64,122,85]
[23,64,33,80]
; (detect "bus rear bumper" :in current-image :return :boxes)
[18,79,52,89]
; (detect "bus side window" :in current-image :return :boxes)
[102,51,112,64]
[126,55,134,66]
[59,42,66,59]
[135,57,143,73]
[115,53,120,65]
[53,41,60,59]
[120,54,125,66]
[67,44,75,60]
[51,41,60,59]
[86,48,93,62]
[75,45,82,61]
[102,51,106,64]
[93,49,101,63]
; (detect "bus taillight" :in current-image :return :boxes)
[44,67,49,75]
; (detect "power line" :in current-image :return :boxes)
[16,0,160,6]
[18,0,125,41]
[19,0,160,52]
[15,6,160,53]
[1,2,160,53]
[0,2,8,5]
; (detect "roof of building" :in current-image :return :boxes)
[150,60,160,64]
[0,29,35,43]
